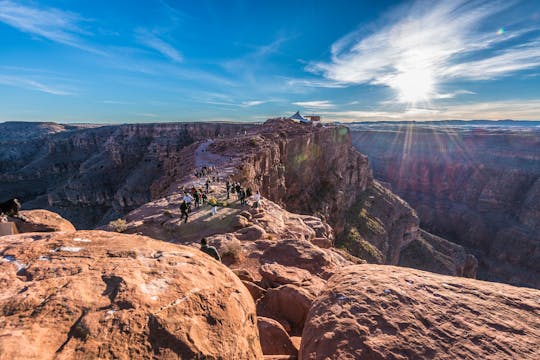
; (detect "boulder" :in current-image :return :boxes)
[0,230,262,359]
[258,317,297,356]
[237,225,267,241]
[259,263,325,295]
[9,209,76,233]
[257,284,315,336]
[260,239,337,279]
[300,265,540,359]
[243,280,266,302]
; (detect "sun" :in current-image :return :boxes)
[393,67,435,104]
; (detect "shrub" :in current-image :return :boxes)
[163,210,173,217]
[109,218,128,233]
[221,239,242,262]
[208,197,218,206]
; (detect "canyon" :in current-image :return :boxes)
[1,119,538,359]
[350,122,540,289]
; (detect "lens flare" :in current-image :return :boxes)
[497,27,505,35]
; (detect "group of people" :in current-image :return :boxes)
[225,181,260,208]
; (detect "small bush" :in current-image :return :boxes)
[109,218,128,233]
[208,197,218,206]
[163,210,173,217]
[221,239,242,261]
[249,138,258,146]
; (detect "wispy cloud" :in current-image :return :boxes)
[320,99,540,122]
[241,100,266,107]
[136,29,183,62]
[0,0,101,54]
[293,100,335,109]
[308,0,540,103]
[0,74,73,95]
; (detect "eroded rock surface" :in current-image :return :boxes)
[8,209,76,233]
[0,231,262,359]
[300,265,540,360]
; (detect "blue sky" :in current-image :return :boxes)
[1,0,540,123]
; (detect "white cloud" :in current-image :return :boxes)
[308,0,540,104]
[319,99,540,121]
[0,0,101,53]
[136,29,183,62]
[241,100,266,107]
[0,74,73,95]
[293,100,335,109]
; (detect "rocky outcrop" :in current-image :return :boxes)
[0,122,254,229]
[0,230,262,359]
[258,317,297,357]
[351,124,540,288]
[8,209,76,233]
[300,265,540,360]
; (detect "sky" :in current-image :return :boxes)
[0,0,540,123]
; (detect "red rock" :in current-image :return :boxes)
[259,263,325,295]
[243,280,266,302]
[0,230,262,359]
[237,225,267,241]
[257,284,315,336]
[258,317,297,356]
[300,265,540,360]
[9,209,76,233]
[260,239,338,279]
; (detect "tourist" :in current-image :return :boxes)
[235,183,241,199]
[253,190,261,208]
[226,181,231,199]
[211,205,217,216]
[180,201,189,223]
[183,192,194,212]
[205,179,210,194]
[200,238,221,262]
[194,191,200,208]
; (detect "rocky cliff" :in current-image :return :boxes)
[351,124,540,288]
[0,122,254,229]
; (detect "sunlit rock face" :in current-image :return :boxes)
[300,265,540,360]
[350,123,540,288]
[0,231,263,359]
[0,122,254,228]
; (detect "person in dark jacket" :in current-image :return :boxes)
[180,201,189,223]
[200,238,221,262]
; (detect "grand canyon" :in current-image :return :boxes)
[2,0,540,358]
[1,119,539,359]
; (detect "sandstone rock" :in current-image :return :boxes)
[237,225,267,241]
[259,263,325,295]
[257,284,316,336]
[258,317,297,356]
[300,265,540,359]
[232,214,250,229]
[260,239,337,279]
[9,209,76,233]
[311,237,332,248]
[0,230,262,359]
[243,280,266,302]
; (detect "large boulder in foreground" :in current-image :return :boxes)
[300,265,540,360]
[0,230,262,359]
[8,209,76,233]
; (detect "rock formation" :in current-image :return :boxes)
[0,230,262,359]
[350,123,540,288]
[8,209,76,233]
[300,265,540,359]
[0,122,254,229]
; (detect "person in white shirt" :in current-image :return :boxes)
[253,191,261,208]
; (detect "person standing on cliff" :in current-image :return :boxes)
[253,190,261,208]
[194,190,200,208]
[182,192,194,212]
[205,179,210,194]
[180,201,189,223]
[200,238,221,262]
[235,183,241,199]
[226,181,231,199]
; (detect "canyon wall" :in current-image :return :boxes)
[351,124,540,288]
[0,122,253,228]
[211,119,475,276]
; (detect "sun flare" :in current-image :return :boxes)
[393,67,435,104]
